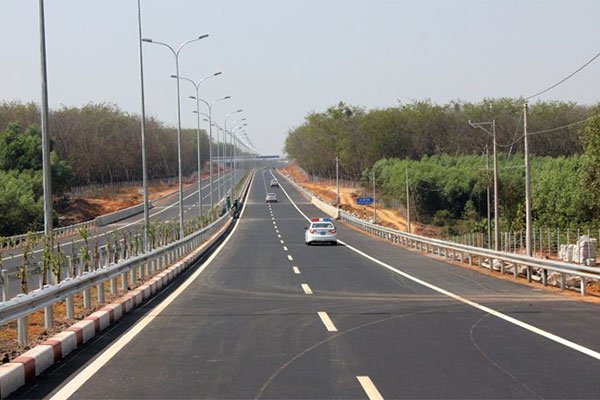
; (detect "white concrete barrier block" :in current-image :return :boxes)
[0,363,25,398]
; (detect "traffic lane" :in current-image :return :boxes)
[62,172,367,399]
[274,169,600,353]
[270,172,600,398]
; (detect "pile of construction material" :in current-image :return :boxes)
[559,235,597,267]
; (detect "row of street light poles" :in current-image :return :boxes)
[136,5,253,244]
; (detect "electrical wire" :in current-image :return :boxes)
[524,50,600,101]
[527,118,589,136]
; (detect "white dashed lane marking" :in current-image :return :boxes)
[287,255,293,261]
[292,266,300,274]
[357,376,384,400]
[317,311,338,332]
[301,283,313,294]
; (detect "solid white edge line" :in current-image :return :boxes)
[292,266,301,274]
[301,283,313,294]
[357,376,384,400]
[49,172,254,400]
[317,311,338,332]
[272,169,600,362]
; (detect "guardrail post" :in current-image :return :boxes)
[83,287,91,309]
[66,256,72,279]
[66,295,75,319]
[542,269,548,286]
[560,273,565,290]
[580,277,586,296]
[17,316,27,346]
[129,266,136,285]
[44,305,53,329]
[1,269,8,302]
[527,266,532,282]
[121,270,128,291]
[97,282,105,304]
[513,263,518,278]
[110,275,117,295]
[468,254,472,266]
[500,260,505,275]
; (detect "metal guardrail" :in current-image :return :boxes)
[278,169,600,296]
[0,170,254,345]
[0,171,237,250]
[339,211,600,296]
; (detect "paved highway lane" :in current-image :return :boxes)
[12,167,600,399]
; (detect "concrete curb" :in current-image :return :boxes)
[0,220,230,399]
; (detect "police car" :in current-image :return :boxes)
[304,218,337,245]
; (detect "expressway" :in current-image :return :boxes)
[11,167,600,399]
[1,169,247,297]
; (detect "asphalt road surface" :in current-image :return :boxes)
[11,167,600,399]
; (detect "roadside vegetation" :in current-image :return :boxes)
[285,99,600,236]
[0,101,241,236]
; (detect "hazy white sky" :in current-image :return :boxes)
[2,0,600,154]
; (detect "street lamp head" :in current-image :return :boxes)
[214,72,222,76]
[224,96,231,100]
[170,74,178,79]
[236,109,243,113]
[189,95,196,99]
[193,111,198,114]
[141,38,153,43]
[199,34,209,40]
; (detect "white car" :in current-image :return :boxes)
[266,193,277,203]
[270,179,279,187]
[305,218,337,245]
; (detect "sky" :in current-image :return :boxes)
[2,0,600,155]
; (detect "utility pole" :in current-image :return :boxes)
[523,102,532,257]
[405,166,411,233]
[372,170,376,224]
[492,119,499,250]
[39,0,53,237]
[469,120,498,249]
[486,146,491,249]
[335,156,340,206]
[136,0,150,251]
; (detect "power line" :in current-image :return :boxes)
[525,50,600,101]
[527,118,589,136]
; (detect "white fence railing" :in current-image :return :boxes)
[280,170,600,297]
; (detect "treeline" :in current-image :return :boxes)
[371,154,596,235]
[285,99,597,180]
[0,101,240,186]
[0,123,71,235]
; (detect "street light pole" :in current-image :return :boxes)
[196,96,230,210]
[142,34,209,238]
[38,0,53,237]
[172,72,222,220]
[224,109,243,197]
[136,0,149,251]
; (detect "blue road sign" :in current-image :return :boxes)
[356,197,374,205]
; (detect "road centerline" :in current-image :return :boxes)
[301,283,313,294]
[317,311,338,332]
[357,376,384,400]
